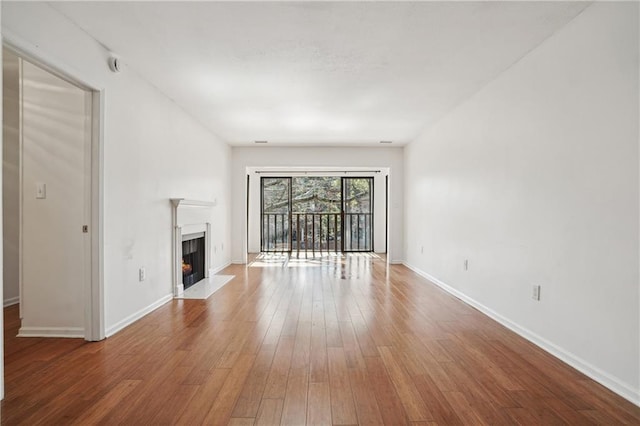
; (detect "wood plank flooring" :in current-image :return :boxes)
[2,253,639,424]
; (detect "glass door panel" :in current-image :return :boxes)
[261,177,291,252]
[291,177,341,253]
[342,177,373,252]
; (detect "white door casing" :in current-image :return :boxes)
[2,36,105,341]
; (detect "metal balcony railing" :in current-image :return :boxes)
[261,212,372,254]
[343,212,373,252]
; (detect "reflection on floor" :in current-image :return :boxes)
[249,251,383,269]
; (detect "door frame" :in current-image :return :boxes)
[247,167,389,258]
[259,175,375,253]
[3,36,105,342]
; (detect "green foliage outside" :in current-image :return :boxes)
[262,177,371,213]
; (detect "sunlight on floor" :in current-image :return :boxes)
[249,252,382,268]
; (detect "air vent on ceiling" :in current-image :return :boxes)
[379,140,393,144]
[254,140,268,144]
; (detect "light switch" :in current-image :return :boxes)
[36,183,46,199]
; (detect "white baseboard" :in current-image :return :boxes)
[3,297,19,307]
[210,261,232,275]
[389,259,404,265]
[105,294,173,337]
[403,262,640,407]
[18,326,84,338]
[231,259,246,265]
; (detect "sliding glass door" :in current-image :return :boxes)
[261,176,374,254]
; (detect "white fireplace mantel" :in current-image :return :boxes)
[170,198,217,208]
[171,198,215,297]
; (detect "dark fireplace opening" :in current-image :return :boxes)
[182,234,205,290]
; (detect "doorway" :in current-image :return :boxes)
[2,45,103,341]
[260,176,374,254]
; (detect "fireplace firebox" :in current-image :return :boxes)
[182,233,205,290]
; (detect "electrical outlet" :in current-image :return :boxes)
[464,259,469,271]
[139,267,146,282]
[221,243,224,251]
[532,285,541,301]
[420,246,424,254]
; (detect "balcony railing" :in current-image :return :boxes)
[261,212,372,254]
[343,213,373,252]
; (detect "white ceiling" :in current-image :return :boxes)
[50,1,589,146]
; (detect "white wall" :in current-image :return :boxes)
[231,147,403,263]
[404,3,639,404]
[2,48,18,307]
[2,3,231,335]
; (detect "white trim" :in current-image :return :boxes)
[2,31,102,91]
[170,198,216,207]
[205,223,211,278]
[17,55,23,321]
[175,283,185,296]
[176,275,235,300]
[210,261,232,275]
[2,37,105,342]
[389,260,404,265]
[88,88,105,341]
[3,297,19,308]
[173,225,183,297]
[105,294,173,338]
[403,262,640,407]
[232,260,246,265]
[182,223,207,237]
[18,326,84,338]
[243,173,249,265]
[182,231,206,241]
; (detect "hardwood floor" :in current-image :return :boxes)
[2,253,639,424]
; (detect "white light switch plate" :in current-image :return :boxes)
[532,285,541,301]
[36,183,46,199]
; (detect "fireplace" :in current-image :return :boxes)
[182,233,205,290]
[171,198,215,297]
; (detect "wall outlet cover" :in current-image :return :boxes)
[532,284,541,301]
